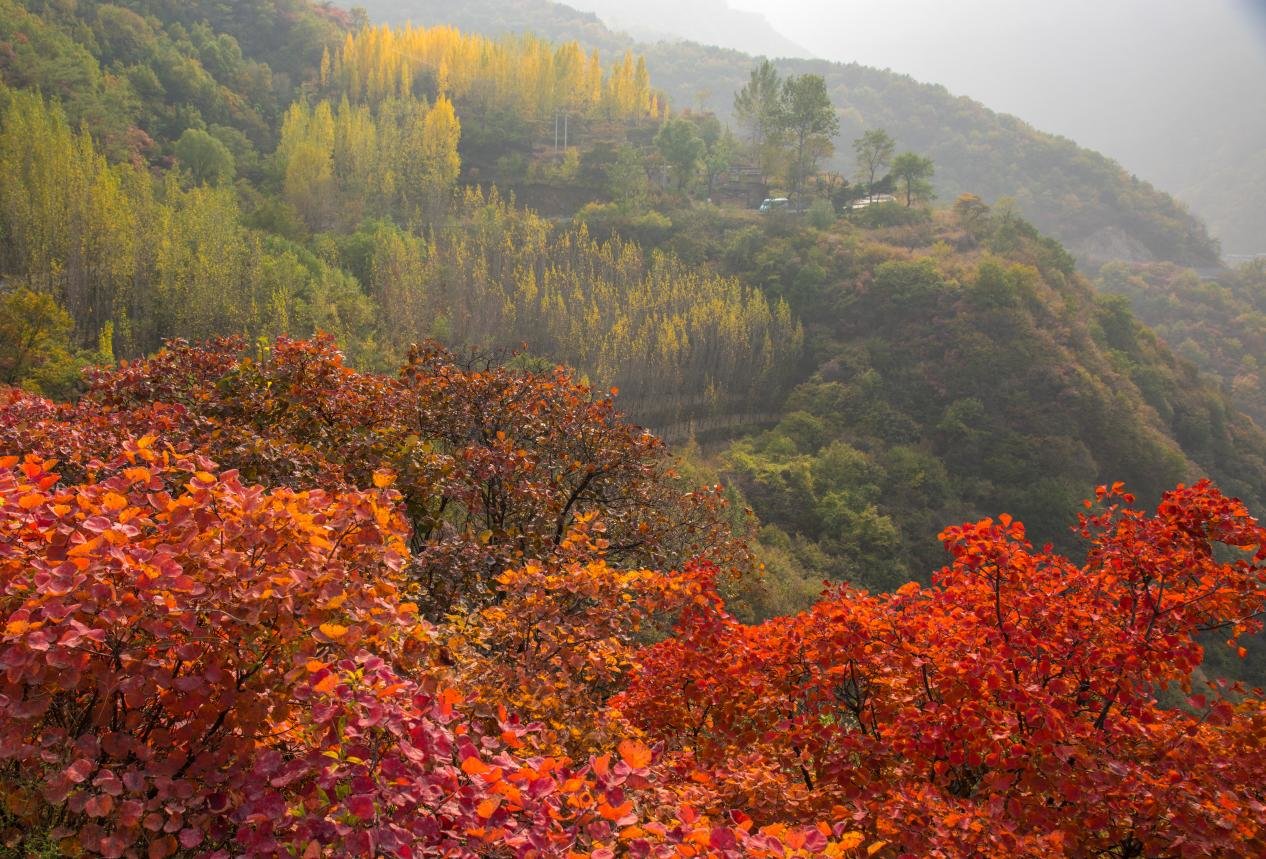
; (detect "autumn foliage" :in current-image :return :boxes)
[3,338,1266,857]
[619,482,1266,855]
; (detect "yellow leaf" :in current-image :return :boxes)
[372,469,396,489]
[867,841,888,856]
[193,471,216,485]
[4,619,33,636]
[318,623,349,639]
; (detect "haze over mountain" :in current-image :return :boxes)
[560,0,813,59]
[728,0,1266,256]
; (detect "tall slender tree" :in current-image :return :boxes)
[779,74,839,203]
[733,60,784,187]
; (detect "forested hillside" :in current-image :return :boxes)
[5,338,1266,856]
[1097,260,1266,427]
[3,1,1266,855]
[0,0,1261,600]
[618,201,1266,608]
[348,0,1221,269]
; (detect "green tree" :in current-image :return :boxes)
[608,145,649,214]
[702,126,738,201]
[853,128,895,201]
[890,151,935,207]
[655,117,705,192]
[0,287,84,398]
[174,127,236,185]
[778,74,838,202]
[686,113,737,199]
[733,60,784,187]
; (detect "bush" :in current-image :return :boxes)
[850,201,931,228]
[806,198,837,229]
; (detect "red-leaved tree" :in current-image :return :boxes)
[618,481,1266,856]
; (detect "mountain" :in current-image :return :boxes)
[561,0,813,58]
[731,0,1266,258]
[349,0,1222,270]
[5,0,1265,640]
[3,2,1266,854]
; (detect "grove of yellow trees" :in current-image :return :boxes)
[277,94,461,229]
[325,24,661,122]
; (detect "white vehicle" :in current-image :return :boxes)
[758,197,790,213]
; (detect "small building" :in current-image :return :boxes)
[850,194,897,210]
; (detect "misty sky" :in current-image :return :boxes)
[727,0,1266,193]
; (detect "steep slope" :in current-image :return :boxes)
[349,0,1221,270]
[731,0,1266,258]
[0,0,348,161]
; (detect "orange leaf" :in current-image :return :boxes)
[312,674,339,694]
[837,832,864,850]
[618,738,653,770]
[476,798,500,819]
[372,469,396,489]
[599,800,633,821]
[462,757,491,776]
[318,623,348,639]
[439,687,463,717]
[4,619,33,636]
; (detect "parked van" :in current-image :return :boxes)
[758,197,789,213]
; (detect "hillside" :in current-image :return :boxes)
[1,0,1261,592]
[349,0,1221,270]
[586,203,1266,602]
[1096,259,1266,427]
[3,2,1266,854]
[3,0,1266,651]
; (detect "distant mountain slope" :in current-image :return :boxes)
[562,0,812,58]
[349,0,1221,270]
[1178,142,1266,260]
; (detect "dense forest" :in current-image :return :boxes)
[1096,260,1266,427]
[2,0,1266,855]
